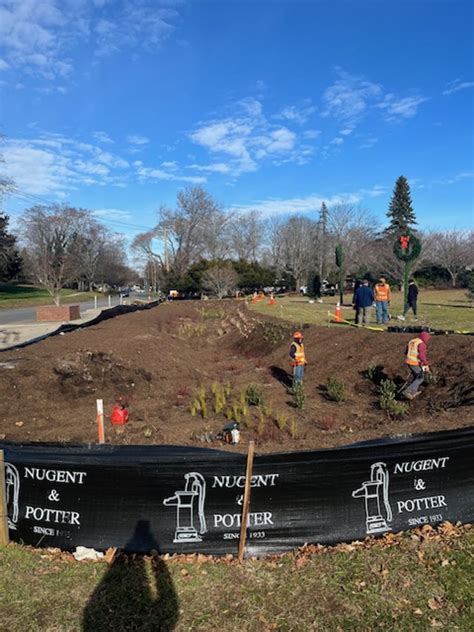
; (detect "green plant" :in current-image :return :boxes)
[245,383,264,406]
[190,386,208,418]
[231,403,242,424]
[293,382,305,410]
[178,323,205,337]
[379,379,409,418]
[256,410,266,436]
[275,412,288,431]
[199,307,225,320]
[325,377,346,402]
[425,368,440,386]
[212,383,227,414]
[366,365,385,383]
[289,419,299,439]
[225,407,233,421]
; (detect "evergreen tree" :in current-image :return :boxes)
[385,176,417,235]
[0,213,22,281]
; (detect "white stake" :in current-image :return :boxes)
[96,399,105,444]
[108,295,111,308]
[94,295,97,309]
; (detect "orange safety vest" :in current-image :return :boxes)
[374,283,391,301]
[406,338,422,366]
[290,341,306,366]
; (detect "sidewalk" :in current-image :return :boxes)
[0,308,102,351]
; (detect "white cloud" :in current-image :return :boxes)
[322,68,427,126]
[135,163,206,184]
[93,208,132,221]
[2,134,131,196]
[188,163,232,174]
[339,128,353,136]
[161,160,178,170]
[127,134,150,145]
[303,130,321,140]
[0,0,182,81]
[275,101,316,125]
[0,58,9,70]
[359,136,378,149]
[329,137,344,146]
[189,97,314,176]
[321,68,382,124]
[231,192,362,218]
[442,79,474,96]
[376,94,428,121]
[93,131,114,144]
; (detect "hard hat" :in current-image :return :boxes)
[293,331,303,339]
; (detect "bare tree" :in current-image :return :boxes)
[202,262,239,298]
[431,230,473,286]
[132,186,224,283]
[20,205,91,305]
[229,210,263,261]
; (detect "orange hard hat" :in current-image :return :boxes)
[293,331,303,339]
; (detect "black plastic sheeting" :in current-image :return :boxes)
[1,301,161,352]
[2,427,473,557]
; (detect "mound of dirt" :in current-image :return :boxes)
[0,300,472,452]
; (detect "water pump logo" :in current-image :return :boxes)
[163,472,207,543]
[352,462,393,535]
[5,463,20,530]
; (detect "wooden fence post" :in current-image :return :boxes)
[238,440,255,563]
[0,450,10,546]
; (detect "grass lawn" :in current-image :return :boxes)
[0,526,472,631]
[0,284,100,310]
[250,289,474,332]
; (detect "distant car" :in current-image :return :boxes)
[121,288,130,297]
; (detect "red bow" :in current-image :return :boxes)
[400,235,410,251]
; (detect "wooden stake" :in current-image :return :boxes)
[238,440,255,563]
[0,450,10,546]
[96,399,105,444]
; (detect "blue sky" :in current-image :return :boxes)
[0,0,473,240]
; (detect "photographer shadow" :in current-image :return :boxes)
[82,520,179,632]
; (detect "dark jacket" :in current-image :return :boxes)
[407,282,418,303]
[355,285,375,308]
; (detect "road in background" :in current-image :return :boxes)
[0,294,137,325]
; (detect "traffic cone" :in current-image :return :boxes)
[268,294,276,306]
[334,302,342,322]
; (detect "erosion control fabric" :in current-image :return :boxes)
[2,427,473,556]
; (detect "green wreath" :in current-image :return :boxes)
[393,233,422,262]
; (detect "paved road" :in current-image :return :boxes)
[0,295,131,325]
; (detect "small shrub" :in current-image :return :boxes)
[319,414,338,431]
[325,377,346,402]
[366,365,385,384]
[256,410,266,436]
[379,379,409,418]
[275,412,288,431]
[289,419,299,439]
[199,307,225,320]
[231,403,242,424]
[424,368,440,386]
[178,323,205,337]
[293,382,305,410]
[225,407,233,421]
[245,383,264,406]
[190,386,208,418]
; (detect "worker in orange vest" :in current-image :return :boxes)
[374,277,391,324]
[289,331,307,387]
[401,331,431,399]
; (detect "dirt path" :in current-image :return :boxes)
[0,300,472,452]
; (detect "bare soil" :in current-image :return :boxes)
[0,301,472,453]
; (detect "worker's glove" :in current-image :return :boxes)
[422,365,430,373]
